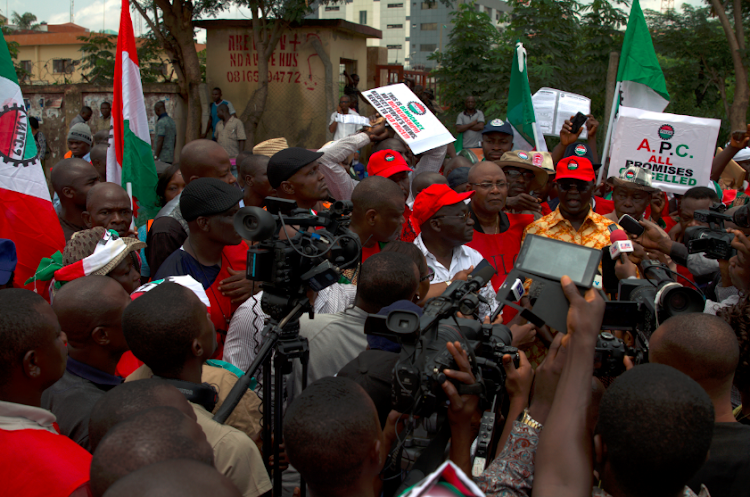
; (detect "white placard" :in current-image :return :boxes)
[362,84,455,155]
[610,106,721,194]
[334,114,371,126]
[531,87,591,139]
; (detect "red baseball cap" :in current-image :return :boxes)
[367,149,412,178]
[556,156,596,182]
[412,184,474,228]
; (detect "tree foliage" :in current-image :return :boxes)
[78,32,173,85]
[11,12,40,30]
[431,0,748,146]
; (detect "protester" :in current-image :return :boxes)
[289,251,420,401]
[90,144,108,181]
[381,241,432,306]
[99,101,111,130]
[82,183,134,238]
[443,155,473,178]
[348,176,406,262]
[67,123,93,161]
[121,282,271,497]
[604,165,659,224]
[665,186,718,241]
[154,101,177,164]
[204,87,236,139]
[102,459,241,497]
[267,147,329,212]
[411,171,448,202]
[252,137,288,157]
[0,238,17,289]
[70,106,92,128]
[0,289,92,497]
[154,178,250,344]
[466,161,534,291]
[215,103,246,159]
[237,154,275,208]
[343,70,361,112]
[93,130,110,146]
[447,166,471,193]
[89,406,215,497]
[41,276,130,451]
[481,119,515,162]
[497,151,549,219]
[146,139,237,275]
[456,96,485,149]
[156,163,185,207]
[329,95,362,140]
[51,158,102,241]
[364,150,418,241]
[412,183,497,314]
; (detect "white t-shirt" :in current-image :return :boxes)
[329,109,362,140]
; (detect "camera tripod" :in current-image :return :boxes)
[213,302,310,497]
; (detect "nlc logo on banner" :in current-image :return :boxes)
[610,107,721,194]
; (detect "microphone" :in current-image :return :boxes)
[609,229,634,260]
[467,259,497,291]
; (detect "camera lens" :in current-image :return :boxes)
[660,284,704,317]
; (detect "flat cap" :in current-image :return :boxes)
[447,166,470,190]
[179,177,243,221]
[267,147,323,189]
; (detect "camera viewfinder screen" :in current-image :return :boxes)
[518,235,600,287]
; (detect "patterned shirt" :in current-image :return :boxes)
[155,114,177,163]
[522,207,618,250]
[477,421,710,497]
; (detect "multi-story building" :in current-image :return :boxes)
[313,0,510,70]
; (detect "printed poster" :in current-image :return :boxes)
[610,106,721,194]
[362,84,454,155]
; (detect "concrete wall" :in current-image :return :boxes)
[23,83,186,171]
[204,23,373,148]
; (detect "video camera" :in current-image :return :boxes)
[365,262,518,479]
[233,198,361,320]
[684,203,737,260]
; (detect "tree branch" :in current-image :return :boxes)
[733,0,745,51]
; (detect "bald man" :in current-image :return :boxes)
[41,276,131,451]
[90,144,108,181]
[146,139,237,275]
[238,154,275,208]
[411,171,447,201]
[650,313,750,496]
[51,158,102,241]
[103,459,241,497]
[443,155,473,178]
[465,161,534,291]
[348,176,406,263]
[82,183,134,238]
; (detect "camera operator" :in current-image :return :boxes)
[479,276,715,497]
[267,147,331,213]
[412,183,498,317]
[649,313,750,496]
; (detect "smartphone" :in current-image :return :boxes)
[570,112,588,134]
[618,214,645,236]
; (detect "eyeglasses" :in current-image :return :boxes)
[556,180,593,192]
[504,169,536,181]
[469,182,508,191]
[433,211,471,222]
[420,266,435,282]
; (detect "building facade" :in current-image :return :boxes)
[312,0,510,70]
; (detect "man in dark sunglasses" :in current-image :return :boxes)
[522,156,617,251]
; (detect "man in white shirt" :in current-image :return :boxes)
[328,95,362,140]
[412,183,497,317]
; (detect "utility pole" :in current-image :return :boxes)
[70,0,74,23]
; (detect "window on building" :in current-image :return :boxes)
[387,3,404,8]
[420,44,437,52]
[325,5,339,11]
[421,22,437,30]
[387,24,403,29]
[52,59,72,74]
[359,10,367,24]
[496,12,501,20]
[421,1,437,9]
[387,44,403,49]
[20,60,32,74]
[485,6,492,15]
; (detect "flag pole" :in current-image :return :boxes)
[597,81,621,184]
[126,182,135,231]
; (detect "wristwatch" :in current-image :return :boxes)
[518,409,543,430]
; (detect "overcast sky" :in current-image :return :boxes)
[16,0,705,44]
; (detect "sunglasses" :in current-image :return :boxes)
[556,180,593,192]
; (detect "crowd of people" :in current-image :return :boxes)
[4,88,750,497]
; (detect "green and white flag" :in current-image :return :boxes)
[507,41,547,152]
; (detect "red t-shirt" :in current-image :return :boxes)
[594,196,615,215]
[0,427,92,497]
[361,243,381,263]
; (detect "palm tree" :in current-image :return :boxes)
[11,12,40,30]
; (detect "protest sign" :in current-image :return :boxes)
[610,106,720,194]
[362,84,454,155]
[532,87,591,139]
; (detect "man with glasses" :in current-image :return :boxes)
[412,183,497,317]
[465,161,535,292]
[523,156,617,250]
[497,151,549,219]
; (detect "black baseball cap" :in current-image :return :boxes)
[179,177,243,221]
[267,147,324,189]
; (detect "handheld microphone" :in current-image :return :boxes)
[609,229,634,260]
[466,259,497,291]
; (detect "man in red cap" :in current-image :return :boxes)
[364,149,418,242]
[412,183,497,316]
[523,156,617,251]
